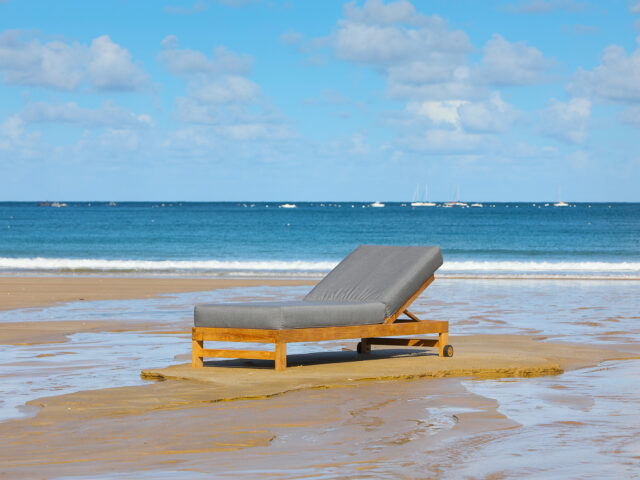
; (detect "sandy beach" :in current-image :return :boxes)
[0,277,316,311]
[0,276,638,478]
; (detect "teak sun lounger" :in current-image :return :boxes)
[192,245,453,370]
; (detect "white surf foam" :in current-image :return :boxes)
[0,257,337,272]
[444,260,640,274]
[0,257,638,278]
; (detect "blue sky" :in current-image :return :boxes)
[0,0,639,201]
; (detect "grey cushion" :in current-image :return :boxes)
[304,245,442,318]
[194,245,442,330]
[195,301,386,330]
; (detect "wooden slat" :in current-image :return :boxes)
[278,320,448,343]
[403,309,421,322]
[193,327,277,343]
[366,337,438,347]
[200,348,275,360]
[384,275,435,324]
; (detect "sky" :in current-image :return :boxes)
[0,0,639,202]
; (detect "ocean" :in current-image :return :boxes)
[1,201,639,278]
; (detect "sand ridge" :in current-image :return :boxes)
[0,276,315,311]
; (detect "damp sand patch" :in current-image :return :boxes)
[141,335,637,402]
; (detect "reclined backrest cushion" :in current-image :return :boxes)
[304,245,443,318]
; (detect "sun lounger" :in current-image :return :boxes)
[192,245,452,370]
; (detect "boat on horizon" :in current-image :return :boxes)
[370,201,385,208]
[279,203,297,208]
[471,203,483,208]
[411,184,436,207]
[554,187,569,207]
[443,185,469,207]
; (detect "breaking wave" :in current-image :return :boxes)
[1,257,639,278]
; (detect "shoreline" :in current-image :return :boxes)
[1,274,638,313]
[0,276,316,311]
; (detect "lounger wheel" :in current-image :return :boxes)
[357,341,363,354]
[356,342,371,354]
[443,344,453,357]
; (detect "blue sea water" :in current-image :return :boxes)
[0,201,639,278]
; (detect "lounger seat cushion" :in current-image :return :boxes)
[194,300,386,330]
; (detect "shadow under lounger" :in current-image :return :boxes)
[192,245,453,371]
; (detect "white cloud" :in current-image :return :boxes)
[478,34,555,86]
[0,115,24,138]
[100,128,140,151]
[0,30,84,90]
[160,37,261,106]
[502,0,587,14]
[280,30,303,45]
[87,35,148,91]
[0,114,41,154]
[163,0,207,15]
[630,3,640,14]
[161,36,292,141]
[308,2,536,157]
[335,15,471,67]
[388,66,484,101]
[349,132,372,154]
[621,105,640,128]
[317,1,556,105]
[215,0,261,6]
[406,100,466,127]
[343,0,419,26]
[158,37,252,76]
[215,123,292,141]
[189,75,260,104]
[458,92,519,133]
[388,96,514,153]
[0,30,148,91]
[397,128,495,154]
[329,1,474,101]
[539,97,591,144]
[22,101,154,128]
[570,39,640,103]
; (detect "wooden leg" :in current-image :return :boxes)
[192,339,204,368]
[275,341,287,371]
[438,332,449,357]
[359,338,371,354]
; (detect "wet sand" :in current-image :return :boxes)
[1,336,636,479]
[1,377,515,479]
[0,320,157,345]
[0,276,638,478]
[0,276,315,311]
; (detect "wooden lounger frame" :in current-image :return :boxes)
[192,275,451,371]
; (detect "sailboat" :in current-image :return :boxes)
[411,184,436,207]
[554,187,569,207]
[443,185,468,208]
